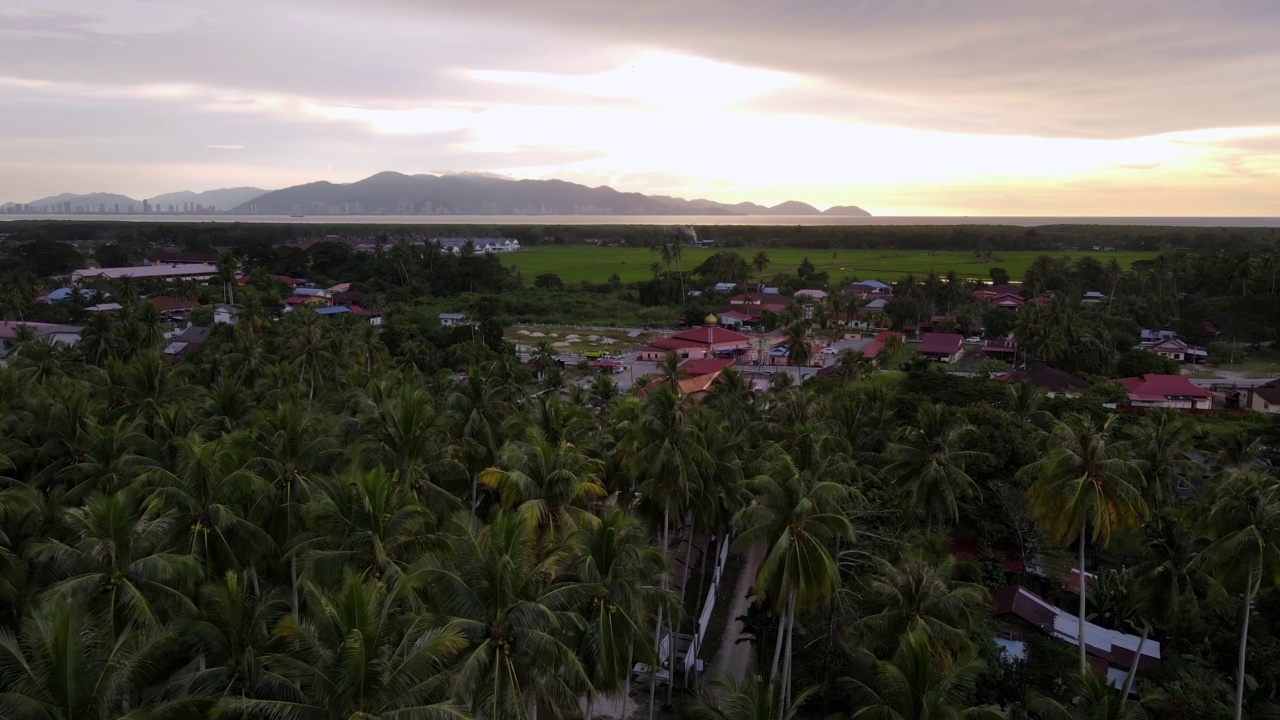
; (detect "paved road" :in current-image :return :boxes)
[706,541,766,682]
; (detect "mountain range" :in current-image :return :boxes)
[5,172,870,217]
[234,172,870,216]
[6,187,269,212]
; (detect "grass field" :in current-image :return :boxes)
[503,246,1159,284]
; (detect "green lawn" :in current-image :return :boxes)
[502,246,1158,284]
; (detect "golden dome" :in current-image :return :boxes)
[704,313,718,325]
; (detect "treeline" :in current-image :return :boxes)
[4,219,1278,257]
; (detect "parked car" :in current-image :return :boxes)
[965,336,982,344]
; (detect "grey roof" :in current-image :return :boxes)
[174,325,211,344]
[439,312,466,319]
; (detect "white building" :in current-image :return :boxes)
[72,263,219,282]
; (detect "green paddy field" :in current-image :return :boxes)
[502,246,1159,284]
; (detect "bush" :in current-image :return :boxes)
[1116,348,1181,377]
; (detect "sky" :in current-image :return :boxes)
[2,0,1279,215]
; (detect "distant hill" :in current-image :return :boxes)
[233,172,872,217]
[24,192,142,210]
[823,205,872,217]
[5,174,871,217]
[8,187,268,213]
[148,187,268,211]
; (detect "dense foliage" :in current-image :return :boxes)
[1,291,1279,720]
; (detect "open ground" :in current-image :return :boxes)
[502,247,1159,284]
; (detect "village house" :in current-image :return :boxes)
[284,293,329,309]
[1139,336,1208,364]
[717,310,754,330]
[44,287,98,303]
[992,585,1160,690]
[439,312,468,327]
[996,362,1090,397]
[0,321,83,357]
[163,326,211,360]
[981,339,1019,362]
[1249,379,1280,414]
[145,296,201,318]
[1115,374,1213,410]
[841,279,893,296]
[213,304,238,325]
[793,289,828,301]
[917,332,965,363]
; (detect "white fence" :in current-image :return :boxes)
[684,530,734,679]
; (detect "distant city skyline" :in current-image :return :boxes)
[2,1,1278,215]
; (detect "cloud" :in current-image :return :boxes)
[0,0,1277,213]
[364,0,1280,138]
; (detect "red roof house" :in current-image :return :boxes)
[1115,374,1212,410]
[917,333,965,363]
[681,357,735,378]
[145,296,200,313]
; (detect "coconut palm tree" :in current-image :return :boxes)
[624,387,711,715]
[415,512,591,720]
[1028,670,1143,720]
[216,249,238,306]
[289,317,331,401]
[449,371,516,506]
[0,471,36,617]
[589,371,620,413]
[0,599,207,720]
[734,452,853,710]
[842,629,1004,720]
[783,323,812,384]
[1119,511,1200,699]
[182,570,291,700]
[686,674,810,720]
[1020,414,1147,674]
[752,251,771,276]
[834,348,872,381]
[78,312,121,366]
[224,575,466,720]
[657,350,687,394]
[530,341,558,381]
[360,388,466,515]
[884,403,988,532]
[1195,471,1280,720]
[298,468,439,589]
[142,432,275,575]
[570,510,677,719]
[478,426,606,537]
[28,492,201,632]
[854,543,989,653]
[1125,408,1195,510]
